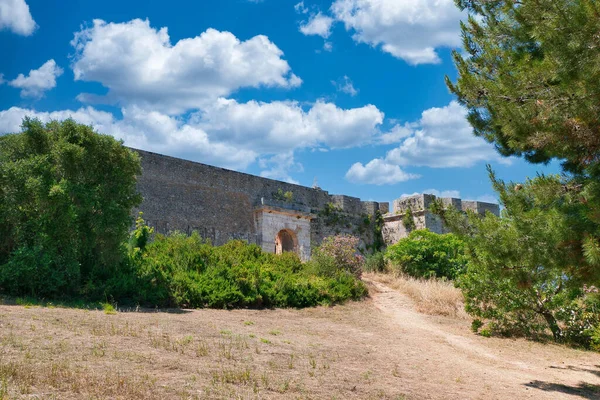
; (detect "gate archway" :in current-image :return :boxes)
[275,229,298,255]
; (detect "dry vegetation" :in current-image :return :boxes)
[364,272,469,319]
[1,282,599,400]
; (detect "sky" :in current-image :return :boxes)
[0,0,560,205]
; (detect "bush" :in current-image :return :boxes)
[112,222,367,309]
[385,229,467,280]
[310,235,364,278]
[364,252,386,273]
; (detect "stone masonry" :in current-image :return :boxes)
[381,194,500,245]
[134,149,387,261]
[133,149,500,260]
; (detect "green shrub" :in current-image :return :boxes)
[364,252,386,273]
[385,229,467,280]
[114,221,367,309]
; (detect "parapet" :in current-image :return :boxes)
[331,195,362,215]
[461,200,500,217]
[361,201,391,215]
[392,194,436,215]
[390,194,500,217]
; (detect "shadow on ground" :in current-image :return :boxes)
[525,380,600,399]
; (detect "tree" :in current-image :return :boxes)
[448,0,600,175]
[434,168,600,343]
[0,118,141,297]
[443,1,600,344]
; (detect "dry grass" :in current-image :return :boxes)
[0,302,411,400]
[364,272,469,319]
[1,290,599,399]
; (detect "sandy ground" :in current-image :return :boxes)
[0,279,599,399]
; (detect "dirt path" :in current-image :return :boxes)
[364,277,600,399]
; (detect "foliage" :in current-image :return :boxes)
[0,118,141,298]
[318,203,347,227]
[402,208,416,231]
[385,229,467,280]
[273,189,293,203]
[435,168,600,345]
[364,252,386,273]
[113,220,367,309]
[448,0,600,174]
[310,235,364,279]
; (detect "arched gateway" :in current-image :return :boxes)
[275,229,297,255]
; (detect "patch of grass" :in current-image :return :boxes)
[260,338,271,344]
[366,272,468,318]
[102,303,117,315]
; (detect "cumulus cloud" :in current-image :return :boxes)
[331,76,358,96]
[345,158,419,185]
[0,0,36,36]
[196,98,384,152]
[345,101,509,185]
[378,123,414,145]
[299,12,334,38]
[0,106,257,170]
[8,59,63,98]
[331,0,465,65]
[385,101,508,168]
[70,19,301,113]
[0,98,386,178]
[400,189,461,198]
[259,152,303,184]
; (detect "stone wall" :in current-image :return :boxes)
[382,194,500,244]
[134,149,388,257]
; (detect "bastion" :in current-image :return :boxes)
[133,149,500,260]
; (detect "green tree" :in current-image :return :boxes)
[448,0,600,174]
[434,168,600,343]
[0,118,141,297]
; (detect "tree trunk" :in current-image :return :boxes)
[540,310,562,341]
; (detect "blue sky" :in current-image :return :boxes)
[0,0,559,205]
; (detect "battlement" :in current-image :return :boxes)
[382,193,500,244]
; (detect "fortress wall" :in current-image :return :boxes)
[134,149,385,250]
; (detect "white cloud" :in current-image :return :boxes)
[0,98,385,179]
[0,0,36,36]
[400,189,461,198]
[345,158,419,185]
[323,41,333,52]
[345,101,509,186]
[70,19,301,113]
[332,75,358,96]
[378,123,413,144]
[259,152,303,184]
[331,0,465,65]
[385,101,509,168]
[300,12,334,38]
[0,106,256,170]
[294,1,308,14]
[8,59,63,98]
[197,98,384,151]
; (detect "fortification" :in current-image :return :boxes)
[382,194,500,245]
[134,150,500,259]
[134,149,387,260]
